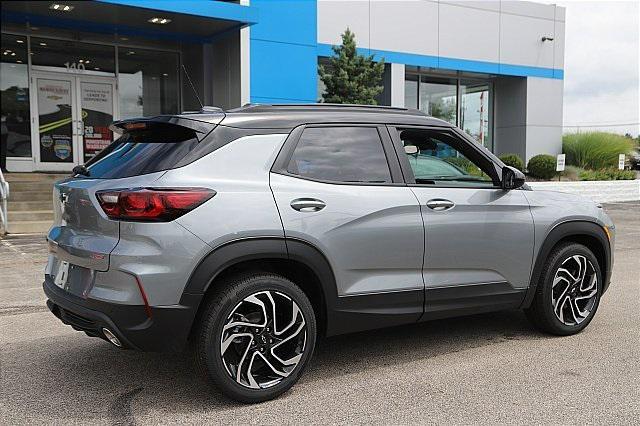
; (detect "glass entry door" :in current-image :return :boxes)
[78,76,117,163]
[30,71,117,171]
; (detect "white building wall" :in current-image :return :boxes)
[438,2,500,63]
[318,0,565,69]
[318,0,567,159]
[370,1,439,56]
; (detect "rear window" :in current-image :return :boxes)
[85,123,198,179]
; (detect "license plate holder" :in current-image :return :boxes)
[54,260,70,289]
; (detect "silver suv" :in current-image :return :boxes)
[44,104,615,402]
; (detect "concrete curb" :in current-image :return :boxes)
[528,180,640,203]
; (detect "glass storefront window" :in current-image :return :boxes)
[404,74,418,109]
[460,81,492,150]
[405,73,493,150]
[1,34,31,157]
[419,77,457,125]
[31,37,116,74]
[118,48,179,119]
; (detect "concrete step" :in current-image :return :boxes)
[3,173,68,182]
[7,220,52,234]
[8,210,54,222]
[8,200,54,211]
[8,191,53,202]
[7,181,56,192]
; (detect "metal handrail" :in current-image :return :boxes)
[0,168,9,235]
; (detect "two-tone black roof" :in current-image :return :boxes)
[218,103,452,129]
[112,103,453,134]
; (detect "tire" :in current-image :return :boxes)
[525,243,602,335]
[195,273,316,403]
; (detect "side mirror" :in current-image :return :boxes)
[501,166,525,190]
[404,145,418,155]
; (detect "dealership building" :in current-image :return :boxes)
[1,0,565,173]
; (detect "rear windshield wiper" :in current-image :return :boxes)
[72,164,91,177]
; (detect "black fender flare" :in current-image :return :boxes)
[521,220,611,308]
[179,236,340,329]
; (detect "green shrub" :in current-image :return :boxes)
[527,154,557,180]
[499,153,524,172]
[563,132,635,169]
[563,165,585,181]
[443,157,485,176]
[578,168,636,181]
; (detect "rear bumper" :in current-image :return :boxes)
[43,276,201,352]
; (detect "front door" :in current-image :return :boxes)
[30,71,117,171]
[389,126,535,316]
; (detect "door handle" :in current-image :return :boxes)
[290,198,326,212]
[426,199,455,211]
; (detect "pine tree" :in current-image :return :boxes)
[318,28,385,105]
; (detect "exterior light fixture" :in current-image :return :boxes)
[39,42,47,46]
[541,36,554,42]
[50,4,74,12]
[148,17,171,24]
[16,39,24,43]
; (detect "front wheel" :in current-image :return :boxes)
[525,243,602,335]
[195,273,316,403]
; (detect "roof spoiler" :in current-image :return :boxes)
[109,113,224,139]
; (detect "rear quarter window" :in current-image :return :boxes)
[85,123,198,179]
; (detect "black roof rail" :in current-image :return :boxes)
[228,103,426,115]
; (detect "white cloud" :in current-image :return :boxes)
[554,0,640,136]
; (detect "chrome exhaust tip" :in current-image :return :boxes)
[102,328,122,347]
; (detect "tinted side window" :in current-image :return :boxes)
[287,127,392,183]
[399,128,497,187]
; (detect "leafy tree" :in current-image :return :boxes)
[318,28,385,105]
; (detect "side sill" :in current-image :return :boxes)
[326,289,423,336]
[421,281,526,321]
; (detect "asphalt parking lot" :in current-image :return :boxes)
[1,202,639,425]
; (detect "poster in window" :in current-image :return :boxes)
[81,82,114,162]
[37,78,73,163]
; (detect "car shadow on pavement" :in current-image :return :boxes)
[4,309,545,422]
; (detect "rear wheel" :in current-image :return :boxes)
[195,273,316,403]
[525,243,602,335]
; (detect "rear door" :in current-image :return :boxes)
[389,126,535,316]
[270,124,425,332]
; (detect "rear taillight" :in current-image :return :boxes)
[96,188,215,222]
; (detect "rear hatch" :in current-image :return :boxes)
[47,114,222,272]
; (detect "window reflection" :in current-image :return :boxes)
[404,74,418,109]
[118,48,179,119]
[460,81,491,150]
[288,127,392,183]
[1,34,30,157]
[419,78,457,125]
[405,73,493,151]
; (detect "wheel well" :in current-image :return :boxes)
[192,258,328,338]
[555,234,608,279]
